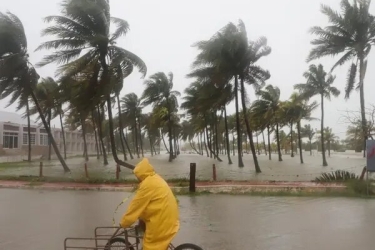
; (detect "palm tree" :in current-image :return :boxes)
[0,12,69,171]
[308,0,375,157]
[252,85,283,161]
[36,0,146,170]
[295,64,340,166]
[301,124,316,155]
[323,127,338,157]
[31,78,62,160]
[283,93,318,163]
[142,72,180,162]
[121,93,142,158]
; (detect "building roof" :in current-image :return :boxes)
[0,110,38,126]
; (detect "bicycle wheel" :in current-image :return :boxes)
[174,243,203,250]
[104,237,135,250]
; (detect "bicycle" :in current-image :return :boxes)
[64,225,203,250]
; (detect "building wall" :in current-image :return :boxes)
[0,121,96,157]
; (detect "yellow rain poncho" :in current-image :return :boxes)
[120,158,180,250]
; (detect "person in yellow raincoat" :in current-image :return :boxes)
[120,158,180,250]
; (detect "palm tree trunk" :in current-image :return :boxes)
[116,95,127,161]
[122,130,133,159]
[203,132,209,157]
[328,141,331,157]
[138,120,144,157]
[234,75,244,167]
[290,122,294,157]
[91,112,100,160]
[205,127,222,161]
[134,119,140,158]
[309,139,312,156]
[106,96,135,169]
[240,77,260,172]
[256,133,260,155]
[276,122,283,161]
[262,130,267,156]
[297,121,303,164]
[267,125,272,160]
[232,131,235,156]
[359,56,367,158]
[81,115,89,161]
[166,98,174,162]
[214,113,220,157]
[161,132,170,153]
[30,92,70,172]
[224,107,233,164]
[59,113,67,159]
[26,101,31,162]
[197,134,202,154]
[149,135,154,156]
[97,106,108,165]
[48,110,52,161]
[321,94,328,166]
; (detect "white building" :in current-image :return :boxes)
[0,110,96,157]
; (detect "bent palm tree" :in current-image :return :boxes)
[308,0,375,156]
[0,12,69,171]
[36,0,146,169]
[295,64,340,166]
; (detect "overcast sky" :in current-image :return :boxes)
[1,0,374,139]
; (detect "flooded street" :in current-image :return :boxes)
[1,189,375,250]
[0,153,368,182]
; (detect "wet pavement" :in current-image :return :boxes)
[1,189,375,250]
[0,152,368,182]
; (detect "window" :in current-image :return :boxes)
[40,134,49,146]
[23,133,36,145]
[3,132,19,149]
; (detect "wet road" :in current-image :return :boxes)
[1,189,375,250]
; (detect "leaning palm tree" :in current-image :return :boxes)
[36,0,146,170]
[308,0,375,156]
[295,64,340,166]
[142,72,180,162]
[31,77,63,161]
[0,12,70,171]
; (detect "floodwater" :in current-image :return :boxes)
[1,189,375,250]
[0,152,369,182]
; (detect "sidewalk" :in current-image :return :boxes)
[0,180,347,193]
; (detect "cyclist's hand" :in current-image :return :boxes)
[138,219,146,232]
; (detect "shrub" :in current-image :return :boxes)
[315,170,359,182]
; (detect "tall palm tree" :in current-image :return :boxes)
[252,85,283,161]
[0,12,69,171]
[308,0,375,157]
[36,0,146,170]
[301,124,316,155]
[295,64,340,166]
[142,72,180,162]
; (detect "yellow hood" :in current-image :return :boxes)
[133,158,156,181]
